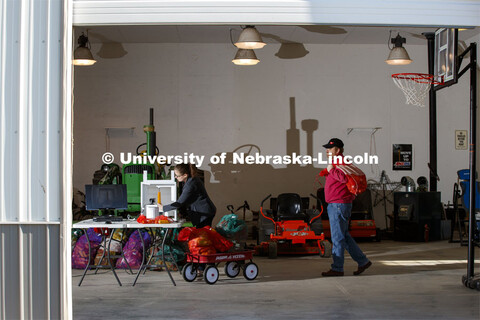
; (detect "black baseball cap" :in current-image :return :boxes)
[322,138,344,149]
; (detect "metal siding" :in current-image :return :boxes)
[31,0,49,222]
[0,226,21,320]
[2,0,21,222]
[28,225,47,319]
[18,0,30,223]
[28,224,60,320]
[20,225,30,319]
[49,225,61,320]
[0,226,62,320]
[47,0,63,223]
[0,0,64,223]
[0,0,68,318]
[0,230,3,319]
[0,0,3,224]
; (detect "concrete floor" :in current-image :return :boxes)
[73,240,480,320]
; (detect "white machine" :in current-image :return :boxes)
[140,171,178,221]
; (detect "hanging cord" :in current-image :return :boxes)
[230,26,247,47]
[370,130,380,178]
[229,28,238,47]
[387,30,393,50]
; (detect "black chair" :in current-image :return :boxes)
[273,193,309,222]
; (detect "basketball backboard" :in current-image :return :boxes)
[434,28,458,90]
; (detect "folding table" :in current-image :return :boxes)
[73,219,130,286]
[73,219,184,286]
[126,221,183,286]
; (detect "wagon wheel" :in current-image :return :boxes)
[182,263,197,282]
[224,261,241,278]
[204,265,219,285]
[243,262,259,280]
[320,240,332,258]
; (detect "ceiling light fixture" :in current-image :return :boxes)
[232,49,260,66]
[234,26,266,50]
[73,32,96,66]
[385,33,412,65]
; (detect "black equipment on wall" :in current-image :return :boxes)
[393,191,442,241]
[417,176,428,192]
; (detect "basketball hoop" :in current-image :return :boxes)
[392,73,444,108]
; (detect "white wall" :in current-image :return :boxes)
[73,40,476,227]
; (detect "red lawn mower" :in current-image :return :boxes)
[316,188,379,241]
[255,193,332,259]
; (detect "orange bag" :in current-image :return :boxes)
[335,164,367,195]
[188,237,212,248]
[155,215,173,224]
[198,247,216,255]
[189,246,217,255]
[179,226,233,253]
[189,236,216,255]
[137,214,173,224]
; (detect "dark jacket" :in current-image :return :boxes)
[163,176,216,216]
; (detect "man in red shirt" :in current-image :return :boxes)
[320,138,372,277]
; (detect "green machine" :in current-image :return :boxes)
[123,108,157,212]
[94,163,122,185]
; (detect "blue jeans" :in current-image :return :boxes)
[327,203,369,272]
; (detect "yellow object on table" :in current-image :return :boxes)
[157,191,161,204]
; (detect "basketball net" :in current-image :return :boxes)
[392,73,443,108]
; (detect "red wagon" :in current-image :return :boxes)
[182,250,258,285]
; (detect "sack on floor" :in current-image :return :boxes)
[93,240,122,266]
[112,229,128,242]
[215,213,247,240]
[71,229,83,251]
[71,228,102,269]
[116,230,151,269]
[148,244,185,270]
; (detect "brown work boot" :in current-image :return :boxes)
[321,269,344,277]
[353,261,372,275]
